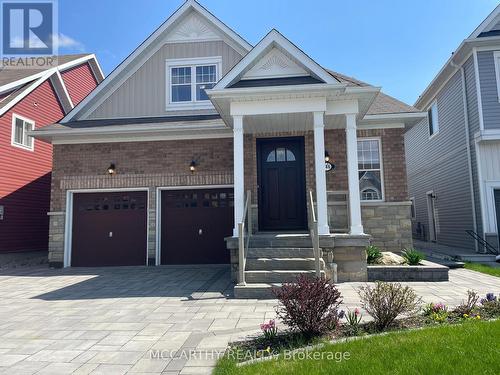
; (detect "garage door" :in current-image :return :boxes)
[71,191,147,267]
[161,188,233,265]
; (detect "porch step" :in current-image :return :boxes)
[246,257,324,271]
[234,283,280,299]
[245,270,325,283]
[246,247,315,259]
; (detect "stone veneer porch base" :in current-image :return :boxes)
[367,260,449,282]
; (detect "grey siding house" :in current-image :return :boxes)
[405,5,500,253]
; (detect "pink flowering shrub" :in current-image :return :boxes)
[273,275,343,336]
[260,319,278,340]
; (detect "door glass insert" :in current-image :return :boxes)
[265,148,296,163]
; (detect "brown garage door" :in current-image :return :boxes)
[71,191,147,267]
[161,188,233,265]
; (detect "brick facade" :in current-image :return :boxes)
[48,127,411,266]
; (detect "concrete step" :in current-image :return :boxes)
[420,249,497,263]
[245,270,324,283]
[245,257,324,271]
[246,247,315,258]
[234,283,281,299]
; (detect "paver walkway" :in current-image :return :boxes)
[0,265,498,375]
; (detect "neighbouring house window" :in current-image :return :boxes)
[494,51,500,103]
[428,101,439,136]
[410,197,416,219]
[11,114,34,151]
[358,138,383,201]
[167,58,220,107]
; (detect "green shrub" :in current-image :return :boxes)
[401,248,425,265]
[366,245,382,264]
[358,282,422,331]
[452,290,479,317]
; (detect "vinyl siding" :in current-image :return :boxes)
[89,41,243,119]
[477,50,500,130]
[0,80,64,252]
[405,68,475,249]
[61,62,98,105]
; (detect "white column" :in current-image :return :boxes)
[233,115,244,237]
[313,111,330,235]
[345,113,364,235]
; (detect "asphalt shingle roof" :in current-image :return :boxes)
[326,69,419,115]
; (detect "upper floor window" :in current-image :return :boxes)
[428,101,439,137]
[166,57,221,109]
[11,114,34,151]
[358,138,383,201]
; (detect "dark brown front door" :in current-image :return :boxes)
[161,188,233,265]
[257,137,307,231]
[71,191,147,267]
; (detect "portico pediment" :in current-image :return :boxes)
[241,47,308,80]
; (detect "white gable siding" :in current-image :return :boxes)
[88,41,243,119]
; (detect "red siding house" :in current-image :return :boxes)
[0,54,104,253]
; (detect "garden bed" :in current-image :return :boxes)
[367,259,449,281]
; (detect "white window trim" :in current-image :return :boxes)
[165,56,222,110]
[358,137,385,203]
[11,113,35,151]
[494,51,500,103]
[484,181,500,234]
[410,197,416,220]
[428,100,439,139]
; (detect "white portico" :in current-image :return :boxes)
[208,30,380,237]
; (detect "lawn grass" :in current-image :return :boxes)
[214,320,500,375]
[464,262,500,277]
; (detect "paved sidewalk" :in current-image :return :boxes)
[0,265,498,375]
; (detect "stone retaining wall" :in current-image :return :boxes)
[367,260,449,282]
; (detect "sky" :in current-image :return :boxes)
[56,0,499,105]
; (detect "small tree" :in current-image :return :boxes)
[273,275,343,336]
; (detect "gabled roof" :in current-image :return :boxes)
[0,54,103,94]
[0,54,103,117]
[415,4,500,109]
[214,29,341,90]
[326,69,419,115]
[61,0,253,123]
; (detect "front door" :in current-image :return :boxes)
[257,137,307,231]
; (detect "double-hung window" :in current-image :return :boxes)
[428,101,439,137]
[357,138,383,201]
[167,57,220,108]
[11,114,34,151]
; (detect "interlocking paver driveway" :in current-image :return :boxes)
[0,265,498,374]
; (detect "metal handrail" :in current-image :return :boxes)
[465,230,499,255]
[238,190,252,285]
[308,191,322,278]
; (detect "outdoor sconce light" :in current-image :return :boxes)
[107,163,116,175]
[324,151,331,163]
[189,160,197,173]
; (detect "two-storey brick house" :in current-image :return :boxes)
[33,0,425,296]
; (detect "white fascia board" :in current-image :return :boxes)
[230,97,326,116]
[60,0,251,123]
[361,112,427,127]
[208,83,346,99]
[326,99,359,115]
[357,122,405,130]
[214,29,339,90]
[469,4,500,39]
[0,54,97,95]
[0,72,53,117]
[50,71,74,113]
[474,129,500,142]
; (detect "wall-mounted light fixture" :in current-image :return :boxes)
[324,151,331,163]
[189,160,197,173]
[107,163,116,175]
